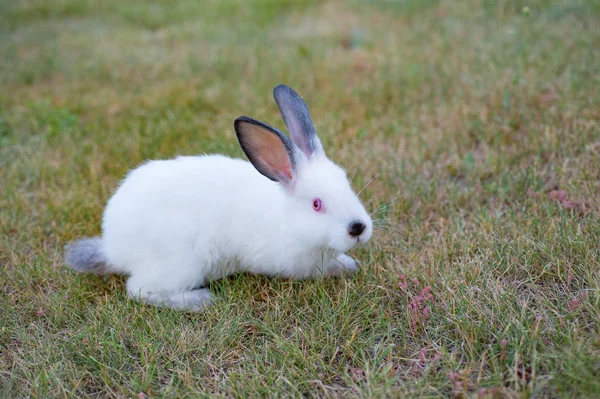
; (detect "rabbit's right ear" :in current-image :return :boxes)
[235,116,297,185]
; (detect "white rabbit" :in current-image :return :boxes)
[65,85,372,311]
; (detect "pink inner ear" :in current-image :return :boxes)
[280,164,292,181]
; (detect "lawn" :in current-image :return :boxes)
[1,0,599,397]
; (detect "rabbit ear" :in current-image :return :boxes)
[234,116,297,185]
[273,84,323,158]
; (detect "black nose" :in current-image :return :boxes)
[348,221,366,237]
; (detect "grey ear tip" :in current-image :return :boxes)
[234,116,288,144]
[273,84,289,93]
[235,115,253,122]
[273,84,300,100]
[234,116,256,131]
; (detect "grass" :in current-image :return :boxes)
[1,0,599,397]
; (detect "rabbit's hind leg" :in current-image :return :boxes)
[126,275,212,312]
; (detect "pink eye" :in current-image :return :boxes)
[312,198,323,212]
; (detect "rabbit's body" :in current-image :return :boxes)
[66,85,371,311]
[104,155,343,285]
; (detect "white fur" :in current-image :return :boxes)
[99,152,371,310]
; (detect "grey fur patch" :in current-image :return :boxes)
[64,237,108,275]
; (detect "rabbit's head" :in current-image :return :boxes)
[235,85,372,253]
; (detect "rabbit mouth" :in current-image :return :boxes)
[355,236,370,246]
[352,230,371,247]
[330,229,371,252]
[345,236,364,250]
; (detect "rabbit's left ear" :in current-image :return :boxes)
[273,84,323,158]
[234,116,297,185]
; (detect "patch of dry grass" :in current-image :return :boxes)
[1,0,599,397]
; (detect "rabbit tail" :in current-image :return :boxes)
[65,237,113,275]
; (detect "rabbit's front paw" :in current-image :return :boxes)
[328,254,359,277]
